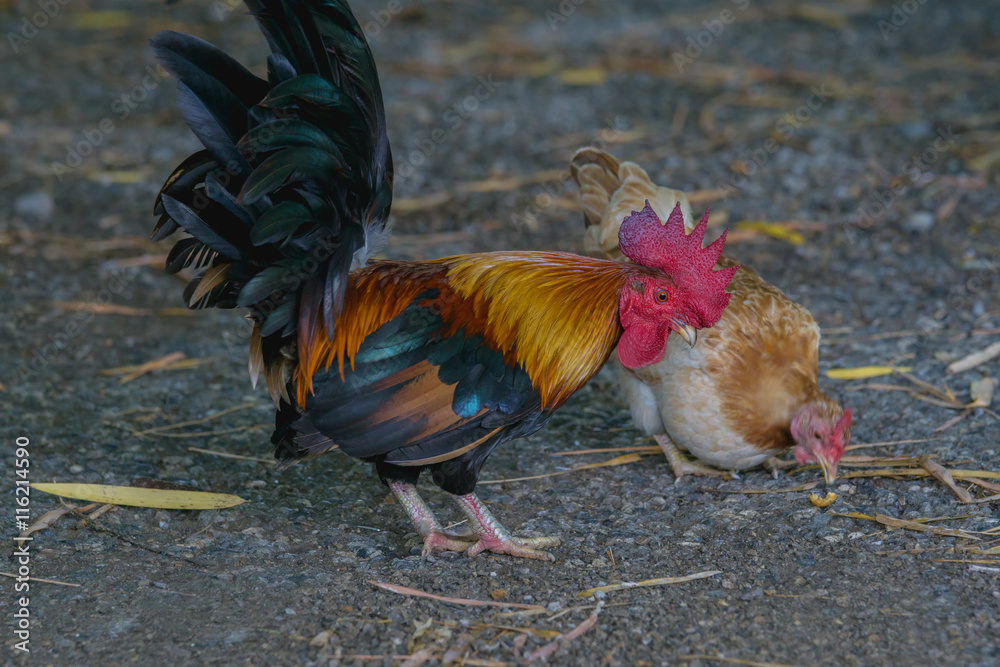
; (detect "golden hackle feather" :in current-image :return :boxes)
[295,253,654,408]
[441,252,643,408]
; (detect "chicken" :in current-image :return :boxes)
[570,148,851,483]
[149,0,738,560]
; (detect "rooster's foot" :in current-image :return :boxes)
[420,530,477,557]
[389,480,477,557]
[455,493,560,561]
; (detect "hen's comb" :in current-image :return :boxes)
[833,408,853,448]
[618,200,739,327]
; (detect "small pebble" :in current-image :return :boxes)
[904,211,935,232]
[15,191,54,220]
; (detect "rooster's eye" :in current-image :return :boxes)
[655,290,669,303]
[813,432,821,439]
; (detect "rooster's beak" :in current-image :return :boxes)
[816,453,839,485]
[671,319,698,347]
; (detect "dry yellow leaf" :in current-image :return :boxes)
[734,220,805,245]
[71,11,132,30]
[967,148,1000,172]
[825,366,911,380]
[31,483,245,510]
[87,170,149,184]
[558,67,608,86]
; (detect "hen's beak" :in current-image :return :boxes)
[671,319,698,347]
[816,453,839,485]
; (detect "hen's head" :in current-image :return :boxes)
[791,404,852,484]
[616,201,738,369]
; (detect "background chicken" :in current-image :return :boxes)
[150,0,737,560]
[571,148,851,483]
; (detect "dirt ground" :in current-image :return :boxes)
[3,0,1000,665]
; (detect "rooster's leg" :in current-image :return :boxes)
[388,481,477,557]
[653,434,731,481]
[454,493,560,562]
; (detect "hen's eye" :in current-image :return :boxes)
[813,432,821,440]
[655,290,669,303]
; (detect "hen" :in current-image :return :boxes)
[571,148,851,483]
[149,0,738,560]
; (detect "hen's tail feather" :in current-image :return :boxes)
[569,147,622,230]
[570,147,695,262]
[151,0,393,404]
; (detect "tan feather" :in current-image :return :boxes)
[188,263,230,307]
[248,321,263,390]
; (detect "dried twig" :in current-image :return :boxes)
[833,512,982,540]
[49,300,193,317]
[133,402,259,436]
[0,571,80,587]
[716,482,818,494]
[579,570,721,597]
[920,456,974,503]
[524,601,603,662]
[189,447,272,463]
[679,656,794,667]
[102,352,212,384]
[947,341,1000,374]
[368,581,544,610]
[845,437,944,451]
[18,508,72,539]
[479,453,644,485]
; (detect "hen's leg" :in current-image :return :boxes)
[388,481,477,557]
[762,456,797,479]
[653,434,731,481]
[454,493,560,562]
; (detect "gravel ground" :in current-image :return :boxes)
[3,0,999,665]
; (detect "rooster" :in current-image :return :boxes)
[571,148,851,483]
[149,0,738,560]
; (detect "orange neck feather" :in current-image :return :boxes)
[296,252,649,408]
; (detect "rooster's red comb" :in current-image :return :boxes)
[618,200,739,328]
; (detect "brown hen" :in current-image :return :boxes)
[571,148,851,482]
